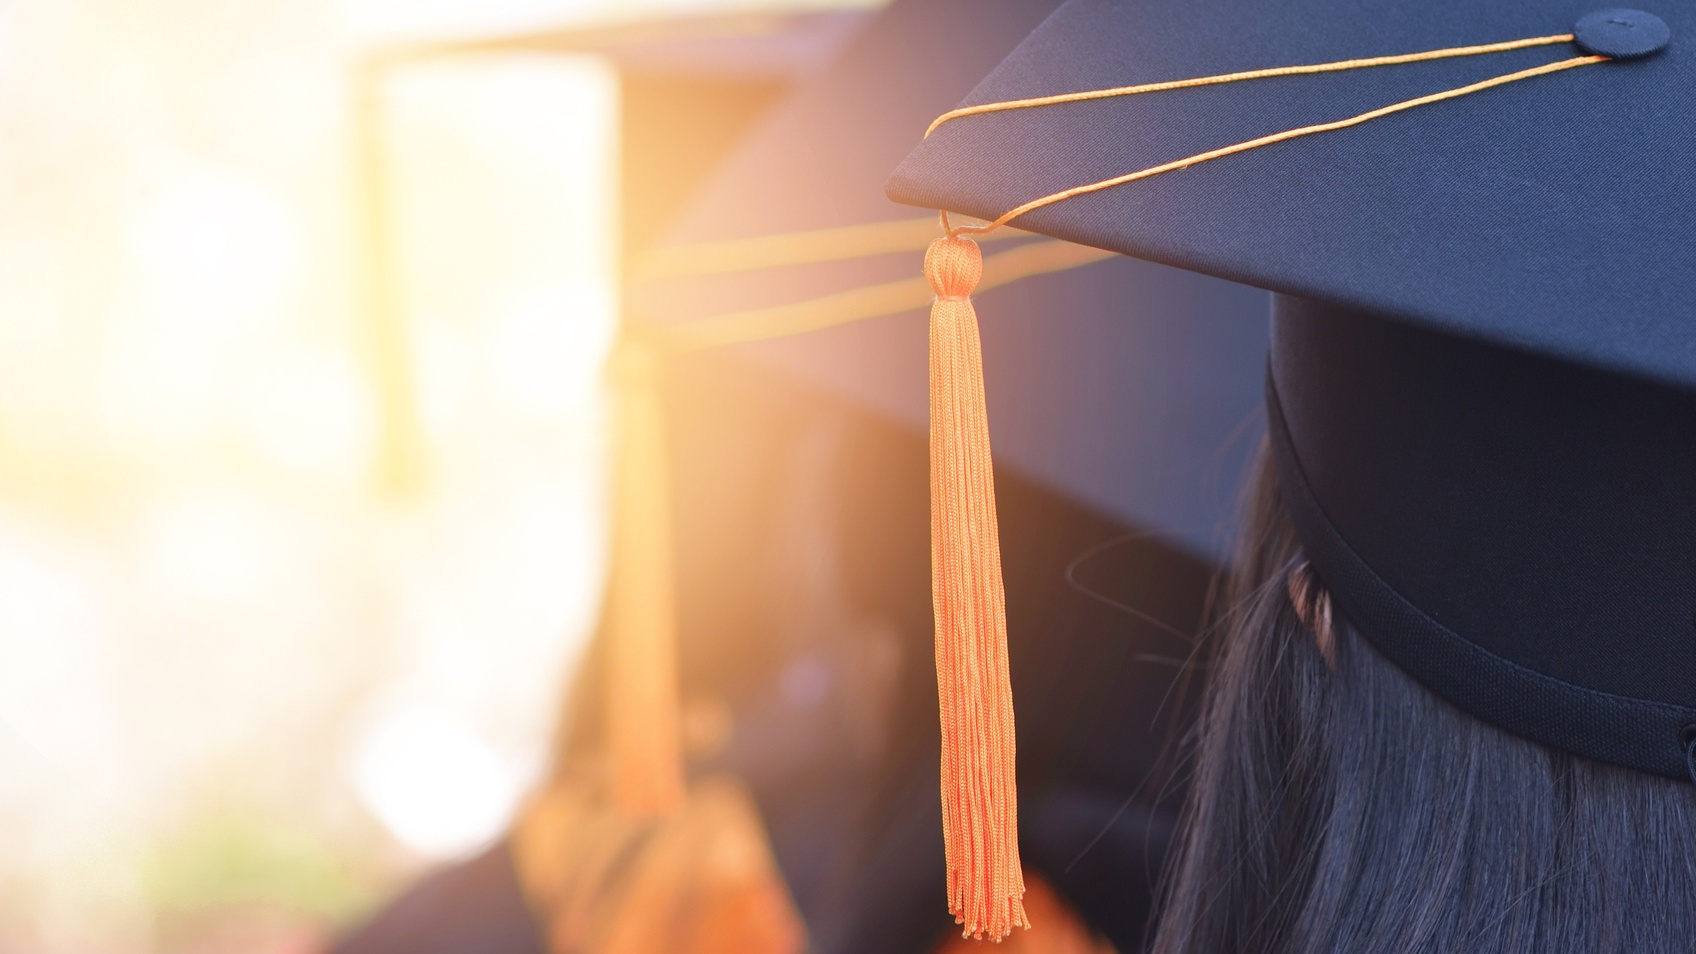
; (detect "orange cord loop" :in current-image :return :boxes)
[925,33,1603,236]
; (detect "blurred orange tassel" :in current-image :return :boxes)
[514,775,805,954]
[508,343,803,954]
[605,341,686,818]
[925,235,1026,940]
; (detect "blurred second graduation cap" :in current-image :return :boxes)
[354,6,870,495]
[335,10,867,954]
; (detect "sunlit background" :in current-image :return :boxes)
[0,0,868,950]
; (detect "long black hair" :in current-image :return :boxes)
[1152,447,1696,954]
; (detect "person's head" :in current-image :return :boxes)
[1152,444,1696,954]
[1152,293,1696,952]
[885,6,1696,946]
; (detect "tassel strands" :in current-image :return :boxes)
[605,340,687,819]
[926,235,1027,940]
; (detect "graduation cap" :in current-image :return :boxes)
[887,0,1693,937]
[352,7,868,495]
[630,0,1272,949]
[334,11,862,954]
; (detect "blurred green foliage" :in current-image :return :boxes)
[142,812,379,943]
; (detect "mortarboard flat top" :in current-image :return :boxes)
[889,0,1696,782]
[890,0,1694,390]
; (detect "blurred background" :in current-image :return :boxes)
[0,0,872,950]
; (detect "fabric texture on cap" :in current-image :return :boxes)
[888,0,1696,391]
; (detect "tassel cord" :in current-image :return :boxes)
[605,341,687,819]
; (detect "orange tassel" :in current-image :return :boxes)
[932,874,1116,954]
[605,340,686,818]
[513,775,806,954]
[926,235,1027,940]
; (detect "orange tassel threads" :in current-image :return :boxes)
[605,340,687,819]
[925,235,1027,940]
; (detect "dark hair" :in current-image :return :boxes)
[1152,448,1696,954]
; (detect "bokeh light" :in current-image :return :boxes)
[0,0,877,949]
[0,0,622,950]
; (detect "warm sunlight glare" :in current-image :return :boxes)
[0,1,622,950]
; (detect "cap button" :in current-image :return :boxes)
[1574,9,1671,59]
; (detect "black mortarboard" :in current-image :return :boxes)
[888,0,1696,856]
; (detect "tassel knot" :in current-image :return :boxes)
[926,235,1027,941]
[925,235,984,299]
